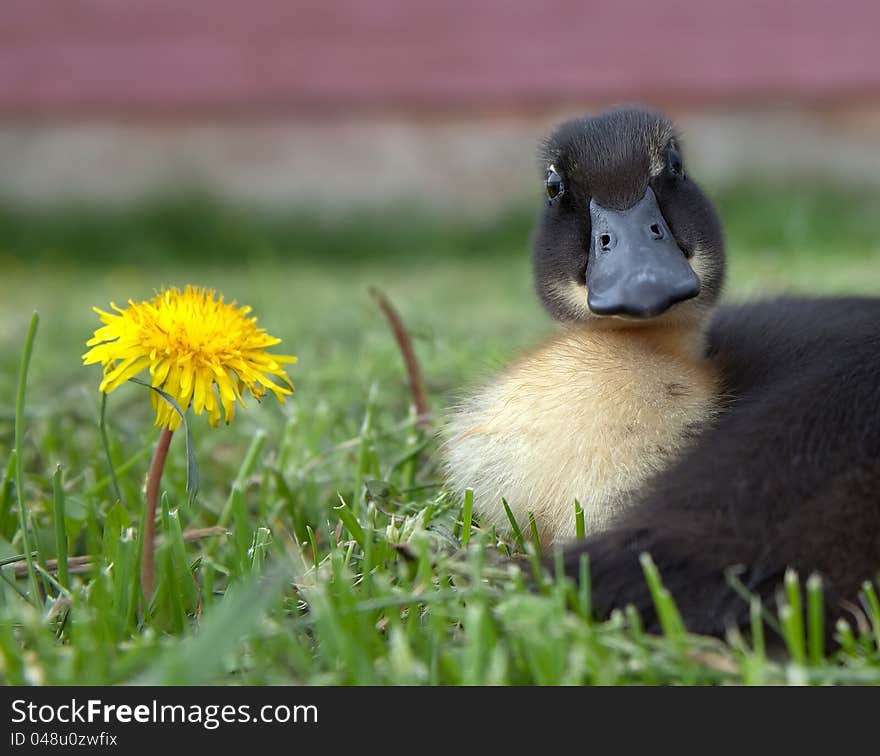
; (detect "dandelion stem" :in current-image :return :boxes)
[142,427,174,600]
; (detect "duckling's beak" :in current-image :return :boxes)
[586,187,700,318]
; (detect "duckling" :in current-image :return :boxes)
[445,106,726,545]
[443,104,880,637]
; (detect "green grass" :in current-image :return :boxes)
[1,182,880,685]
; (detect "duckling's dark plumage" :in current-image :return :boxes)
[563,297,880,635]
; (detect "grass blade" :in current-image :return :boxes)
[52,465,69,591]
[501,498,525,551]
[574,499,585,539]
[306,524,320,573]
[750,595,765,660]
[217,429,266,527]
[527,512,542,559]
[640,553,685,638]
[250,527,272,572]
[0,453,16,539]
[806,573,824,665]
[781,569,806,665]
[335,495,366,549]
[14,311,40,606]
[578,553,591,621]
[835,618,857,656]
[861,580,880,649]
[461,488,474,548]
[99,392,124,505]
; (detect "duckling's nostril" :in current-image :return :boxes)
[649,223,664,240]
[599,233,612,251]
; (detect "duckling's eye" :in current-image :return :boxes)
[546,166,564,202]
[666,145,685,179]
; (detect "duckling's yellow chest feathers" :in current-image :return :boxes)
[445,323,719,545]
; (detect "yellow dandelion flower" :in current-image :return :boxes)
[83,286,296,429]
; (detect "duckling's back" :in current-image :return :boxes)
[559,296,880,637]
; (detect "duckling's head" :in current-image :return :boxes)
[532,106,725,327]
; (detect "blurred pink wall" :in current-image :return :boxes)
[3,0,880,114]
